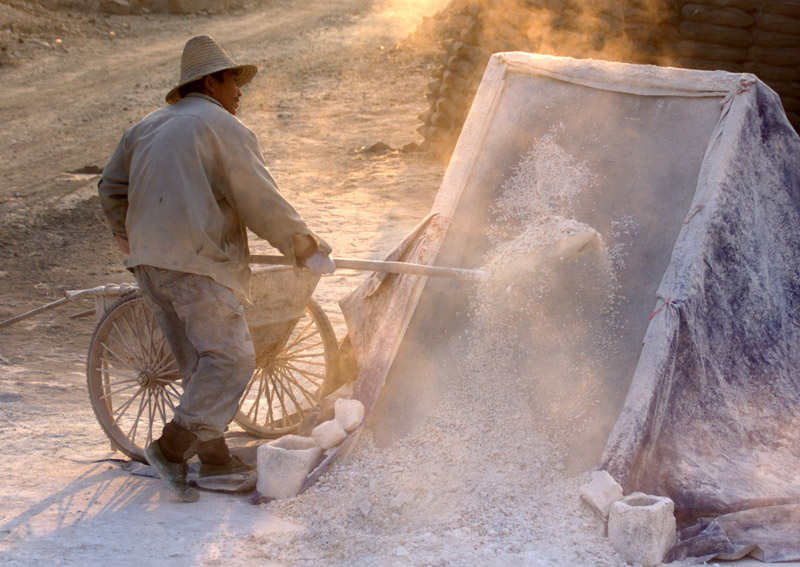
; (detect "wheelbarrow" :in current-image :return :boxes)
[84,265,343,462]
[1,256,486,463]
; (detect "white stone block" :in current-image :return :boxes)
[580,470,624,518]
[334,398,365,431]
[311,419,347,449]
[256,435,322,499]
[608,492,676,567]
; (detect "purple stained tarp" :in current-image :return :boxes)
[601,77,800,562]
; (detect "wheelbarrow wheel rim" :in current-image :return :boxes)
[233,298,340,438]
[86,292,182,463]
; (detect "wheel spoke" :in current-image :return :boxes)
[282,340,325,358]
[268,370,293,428]
[122,306,150,369]
[282,317,316,351]
[111,318,144,369]
[99,381,140,401]
[95,364,140,381]
[147,388,157,447]
[276,364,318,405]
[246,369,267,420]
[126,386,149,443]
[281,366,324,392]
[239,373,260,409]
[273,365,307,419]
[150,353,177,376]
[264,369,276,426]
[107,318,143,366]
[99,341,143,375]
[152,326,176,372]
[110,385,144,420]
[155,387,168,427]
[155,375,181,386]
[144,308,160,366]
[165,382,181,396]
[282,355,327,365]
[166,383,180,409]
[163,389,177,411]
[283,361,326,380]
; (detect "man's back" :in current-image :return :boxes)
[99,92,316,296]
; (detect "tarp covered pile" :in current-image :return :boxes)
[339,53,800,562]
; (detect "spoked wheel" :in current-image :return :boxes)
[86,293,182,463]
[234,299,339,438]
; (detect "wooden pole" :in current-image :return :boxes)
[249,255,488,282]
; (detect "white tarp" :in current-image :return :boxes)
[339,53,800,561]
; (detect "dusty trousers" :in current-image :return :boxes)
[133,265,256,443]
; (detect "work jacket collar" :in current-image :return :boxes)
[184,93,224,109]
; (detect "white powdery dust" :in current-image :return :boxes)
[492,131,593,227]
[253,139,628,566]
[608,215,640,272]
[473,134,624,444]
[259,379,624,567]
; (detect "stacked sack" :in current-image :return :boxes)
[597,0,681,65]
[417,0,678,154]
[747,1,800,128]
[676,0,800,128]
[417,1,489,153]
[675,0,756,73]
[417,0,800,156]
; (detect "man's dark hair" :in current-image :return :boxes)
[178,70,227,99]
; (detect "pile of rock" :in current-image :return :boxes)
[417,0,800,155]
[256,397,365,500]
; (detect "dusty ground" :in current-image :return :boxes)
[0,0,452,564]
[3,3,797,566]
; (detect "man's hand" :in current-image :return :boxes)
[292,233,317,261]
[114,233,130,255]
[304,250,336,274]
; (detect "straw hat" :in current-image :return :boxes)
[166,35,257,104]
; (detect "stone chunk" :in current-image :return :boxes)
[296,382,354,436]
[608,492,676,567]
[580,469,624,518]
[311,419,347,449]
[335,398,365,431]
[256,435,322,499]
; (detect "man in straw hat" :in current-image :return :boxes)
[98,35,334,502]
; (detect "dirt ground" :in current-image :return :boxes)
[0,0,454,564]
[4,3,798,566]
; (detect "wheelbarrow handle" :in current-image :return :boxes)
[249,254,488,282]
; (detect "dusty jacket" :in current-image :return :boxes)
[98,94,329,298]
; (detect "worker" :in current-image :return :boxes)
[98,35,334,502]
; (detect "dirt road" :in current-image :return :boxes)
[0,0,448,342]
[0,1,449,564]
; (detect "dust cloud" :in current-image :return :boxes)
[258,134,630,566]
[466,130,626,472]
[337,0,452,47]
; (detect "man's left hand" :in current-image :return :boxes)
[304,250,336,274]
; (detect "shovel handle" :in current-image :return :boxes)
[249,254,488,282]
